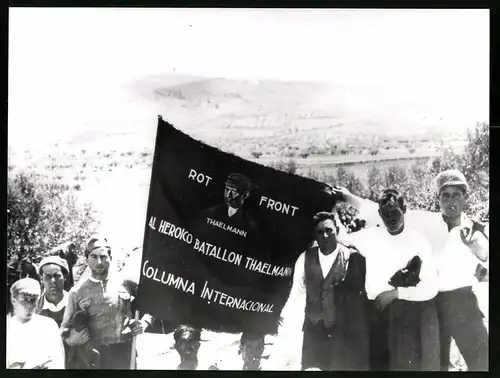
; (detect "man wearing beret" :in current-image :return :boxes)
[60,235,153,369]
[7,278,65,369]
[36,256,70,327]
[332,169,488,371]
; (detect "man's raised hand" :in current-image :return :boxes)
[330,186,351,202]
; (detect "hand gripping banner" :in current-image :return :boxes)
[136,116,336,334]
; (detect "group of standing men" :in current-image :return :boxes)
[6,234,265,370]
[271,169,488,371]
[6,168,489,371]
[7,236,152,369]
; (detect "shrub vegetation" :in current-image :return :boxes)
[272,122,489,228]
[7,172,99,265]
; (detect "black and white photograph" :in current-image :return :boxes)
[7,8,489,371]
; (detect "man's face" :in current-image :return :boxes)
[87,247,111,278]
[12,292,39,321]
[314,219,338,253]
[439,186,466,218]
[379,203,406,234]
[41,264,65,297]
[224,184,249,209]
[175,332,200,360]
[241,338,265,370]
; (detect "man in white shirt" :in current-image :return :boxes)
[332,170,488,371]
[272,211,370,371]
[7,278,65,369]
[431,170,488,371]
[340,189,440,371]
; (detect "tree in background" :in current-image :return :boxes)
[7,171,99,268]
[335,122,489,222]
[271,122,489,228]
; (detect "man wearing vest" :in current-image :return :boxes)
[331,169,488,371]
[274,211,370,371]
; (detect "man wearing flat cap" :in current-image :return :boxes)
[431,169,489,371]
[36,256,70,327]
[37,256,90,369]
[331,169,489,371]
[60,235,153,369]
[7,278,65,369]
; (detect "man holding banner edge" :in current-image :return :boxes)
[331,177,488,371]
[271,211,370,371]
[332,187,441,370]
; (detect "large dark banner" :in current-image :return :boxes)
[136,116,336,334]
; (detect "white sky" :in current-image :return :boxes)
[8,8,489,150]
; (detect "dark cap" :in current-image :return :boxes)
[225,172,252,191]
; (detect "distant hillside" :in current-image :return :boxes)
[126,74,466,158]
[9,74,470,168]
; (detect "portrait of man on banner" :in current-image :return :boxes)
[202,172,259,242]
[186,172,265,287]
